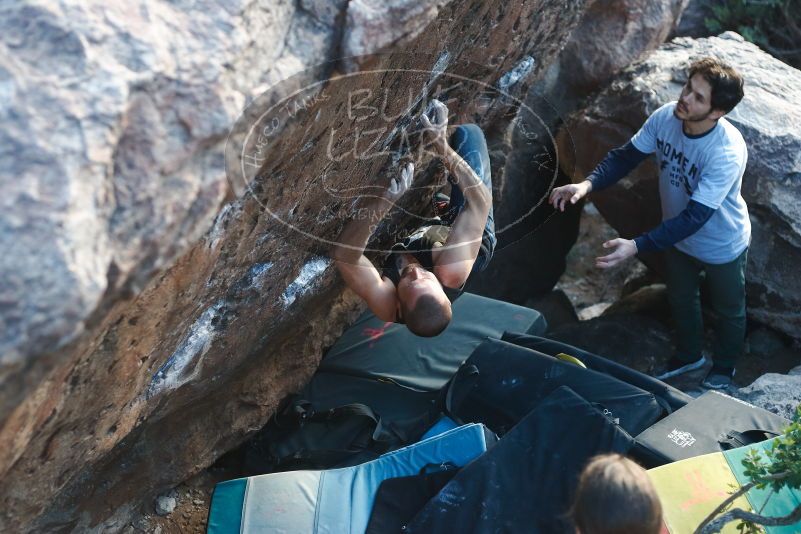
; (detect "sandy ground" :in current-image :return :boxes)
[123,469,228,533]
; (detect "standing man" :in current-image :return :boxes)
[332,100,495,337]
[550,57,748,389]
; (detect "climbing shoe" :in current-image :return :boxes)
[702,364,735,390]
[654,355,706,380]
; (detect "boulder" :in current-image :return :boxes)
[473,0,688,304]
[734,373,801,421]
[746,326,788,356]
[602,283,671,321]
[556,202,647,319]
[558,32,801,341]
[524,289,579,331]
[0,0,353,424]
[670,0,711,39]
[0,0,589,531]
[547,313,675,375]
[464,204,581,303]
[621,263,662,297]
[343,0,451,72]
[543,0,690,99]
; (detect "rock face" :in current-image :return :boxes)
[670,0,711,39]
[548,313,675,375]
[559,32,801,341]
[541,0,689,101]
[0,0,588,531]
[469,0,688,304]
[734,370,801,421]
[602,283,670,321]
[556,202,650,320]
[0,0,351,427]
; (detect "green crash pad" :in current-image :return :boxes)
[724,437,801,534]
[318,292,546,392]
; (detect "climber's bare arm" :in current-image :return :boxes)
[334,255,398,321]
[332,162,414,321]
[420,101,491,288]
[433,147,490,287]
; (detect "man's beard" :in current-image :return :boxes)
[675,105,714,123]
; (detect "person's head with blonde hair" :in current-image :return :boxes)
[570,453,663,534]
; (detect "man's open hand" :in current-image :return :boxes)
[549,180,592,212]
[596,238,637,269]
[420,99,449,155]
[385,161,414,202]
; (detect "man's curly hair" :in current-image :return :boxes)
[688,57,745,114]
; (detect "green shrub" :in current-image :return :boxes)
[695,404,801,533]
[702,0,801,68]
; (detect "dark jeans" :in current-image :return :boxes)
[447,124,496,273]
[665,246,748,367]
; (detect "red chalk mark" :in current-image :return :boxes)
[363,322,393,348]
[679,468,728,511]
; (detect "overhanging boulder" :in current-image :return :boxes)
[0,0,588,531]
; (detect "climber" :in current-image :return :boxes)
[332,99,495,337]
[549,57,749,390]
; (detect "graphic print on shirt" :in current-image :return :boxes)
[656,137,698,197]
